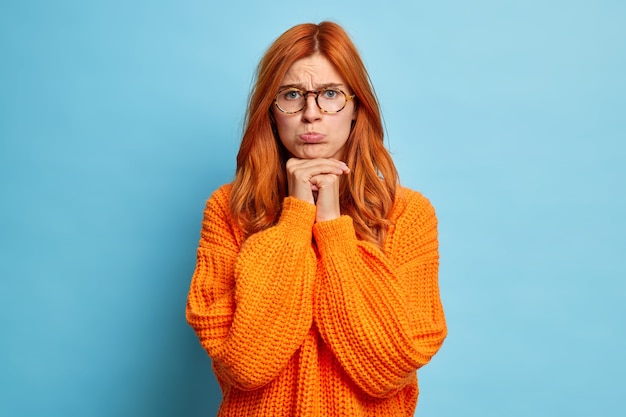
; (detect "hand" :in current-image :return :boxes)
[285,158,350,222]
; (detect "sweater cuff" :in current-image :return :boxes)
[278,197,317,235]
[313,215,357,254]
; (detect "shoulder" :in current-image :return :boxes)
[201,183,236,228]
[385,186,438,255]
[205,183,233,212]
[391,186,437,224]
[200,183,245,244]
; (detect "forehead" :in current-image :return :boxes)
[280,54,347,87]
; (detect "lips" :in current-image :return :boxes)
[299,132,325,143]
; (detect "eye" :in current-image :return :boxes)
[283,89,303,100]
[322,89,341,99]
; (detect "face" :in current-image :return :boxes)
[272,54,356,160]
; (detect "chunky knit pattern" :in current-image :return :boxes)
[186,184,447,416]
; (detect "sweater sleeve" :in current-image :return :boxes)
[312,191,447,398]
[186,190,317,390]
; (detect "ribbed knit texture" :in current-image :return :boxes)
[186,184,447,416]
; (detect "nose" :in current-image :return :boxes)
[301,93,322,122]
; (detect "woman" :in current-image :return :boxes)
[186,21,447,416]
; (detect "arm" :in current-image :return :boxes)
[186,189,317,390]
[312,192,447,398]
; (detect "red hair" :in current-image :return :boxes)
[230,21,398,247]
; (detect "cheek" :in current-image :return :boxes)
[336,114,355,137]
[272,114,295,150]
[273,109,291,129]
[275,121,290,141]
[272,111,286,134]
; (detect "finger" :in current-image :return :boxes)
[285,158,348,206]
[288,158,350,177]
[309,173,341,190]
[327,158,351,173]
[287,157,347,171]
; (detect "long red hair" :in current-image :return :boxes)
[230,21,398,247]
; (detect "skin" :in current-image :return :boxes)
[272,54,356,222]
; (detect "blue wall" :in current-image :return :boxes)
[1,1,624,416]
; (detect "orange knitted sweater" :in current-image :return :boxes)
[186,184,446,416]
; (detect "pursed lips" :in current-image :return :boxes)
[299,132,325,143]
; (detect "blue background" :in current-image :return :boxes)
[1,1,624,416]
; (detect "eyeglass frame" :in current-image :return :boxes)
[273,87,356,114]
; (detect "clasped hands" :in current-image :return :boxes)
[286,158,350,223]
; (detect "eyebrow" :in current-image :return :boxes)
[278,82,345,90]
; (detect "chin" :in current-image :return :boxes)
[300,147,341,160]
[302,152,333,160]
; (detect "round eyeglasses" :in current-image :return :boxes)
[274,87,356,114]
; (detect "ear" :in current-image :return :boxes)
[352,103,358,121]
